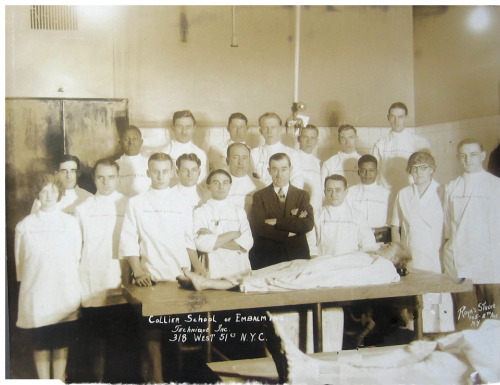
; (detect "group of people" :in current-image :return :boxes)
[14,104,500,382]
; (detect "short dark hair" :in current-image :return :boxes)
[227,112,248,127]
[300,124,319,136]
[268,152,291,167]
[227,142,251,160]
[338,124,357,136]
[34,173,64,202]
[148,152,173,168]
[457,138,484,152]
[388,102,408,116]
[259,112,282,127]
[206,169,232,185]
[57,154,81,171]
[324,174,347,190]
[120,125,142,139]
[358,154,378,168]
[93,157,120,177]
[173,110,196,126]
[176,153,201,169]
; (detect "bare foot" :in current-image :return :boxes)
[182,268,209,291]
[265,312,327,384]
[176,275,194,290]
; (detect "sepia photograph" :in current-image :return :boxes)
[4,4,500,384]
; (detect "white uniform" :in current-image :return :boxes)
[392,180,454,332]
[119,187,194,282]
[208,139,248,171]
[116,154,151,197]
[226,174,264,216]
[192,199,253,279]
[346,183,390,228]
[75,191,128,307]
[176,183,209,211]
[15,210,82,328]
[321,151,361,189]
[316,202,376,257]
[372,129,430,192]
[297,150,323,215]
[162,139,208,186]
[31,186,92,216]
[443,170,500,284]
[250,142,304,189]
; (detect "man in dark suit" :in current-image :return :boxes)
[249,152,314,269]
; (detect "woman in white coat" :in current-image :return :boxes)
[15,173,82,380]
[391,152,454,333]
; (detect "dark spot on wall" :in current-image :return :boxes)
[413,6,448,18]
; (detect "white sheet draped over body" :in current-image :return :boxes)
[392,179,454,332]
[232,251,400,293]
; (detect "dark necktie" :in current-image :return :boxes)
[278,187,286,208]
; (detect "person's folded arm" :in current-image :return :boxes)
[274,192,314,234]
[250,192,289,241]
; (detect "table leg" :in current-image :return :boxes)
[312,303,323,353]
[206,311,213,362]
[415,295,424,340]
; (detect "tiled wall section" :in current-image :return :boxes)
[140,115,500,186]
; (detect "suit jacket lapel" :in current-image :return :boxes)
[267,184,286,217]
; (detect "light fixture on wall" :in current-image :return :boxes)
[286,102,308,136]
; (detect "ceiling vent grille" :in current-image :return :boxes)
[30,5,78,31]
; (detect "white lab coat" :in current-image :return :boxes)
[176,183,209,211]
[31,186,92,216]
[316,202,376,257]
[443,170,500,284]
[321,151,361,189]
[116,154,151,197]
[119,187,194,281]
[372,129,430,192]
[347,183,390,228]
[297,150,323,215]
[226,174,264,216]
[192,199,253,279]
[392,179,454,332]
[250,142,304,189]
[75,191,128,307]
[15,210,82,328]
[162,139,208,186]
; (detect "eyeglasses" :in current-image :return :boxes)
[410,165,430,173]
